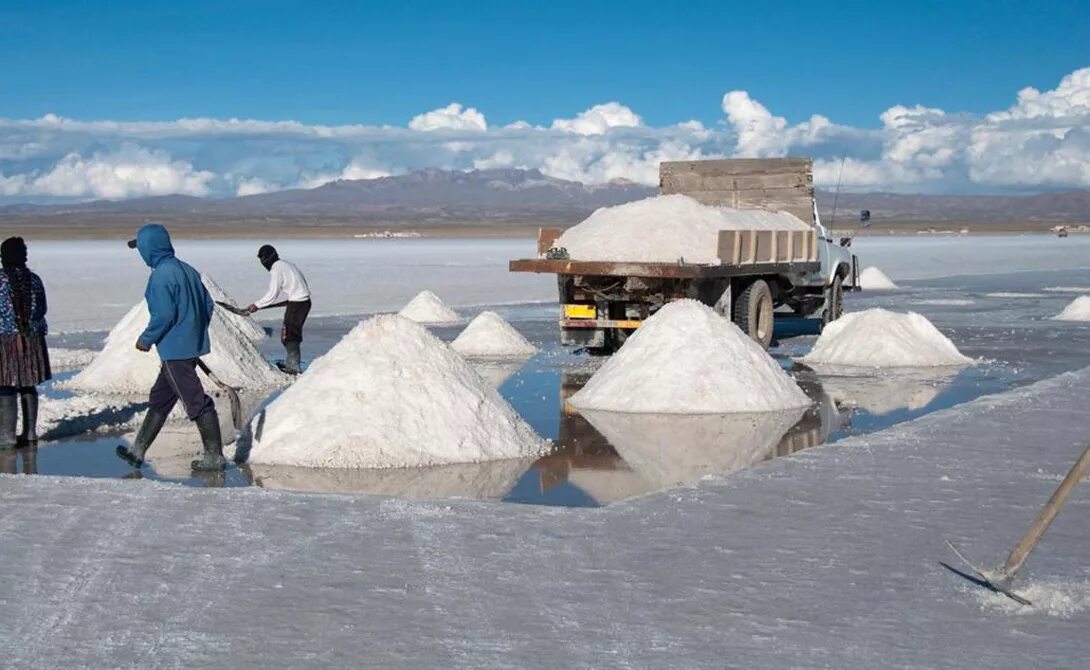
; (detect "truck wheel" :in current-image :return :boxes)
[820,276,844,330]
[734,279,774,349]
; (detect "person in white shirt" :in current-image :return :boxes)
[246,245,311,375]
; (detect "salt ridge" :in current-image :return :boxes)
[398,290,462,324]
[555,194,810,264]
[801,308,973,368]
[451,311,537,358]
[569,300,810,414]
[246,315,547,469]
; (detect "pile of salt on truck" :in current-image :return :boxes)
[510,157,860,353]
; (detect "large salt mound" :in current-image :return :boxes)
[451,311,537,358]
[555,194,811,264]
[568,300,810,414]
[801,308,973,368]
[202,275,266,341]
[397,290,462,325]
[1054,296,1090,322]
[859,266,898,290]
[65,290,287,394]
[246,315,547,469]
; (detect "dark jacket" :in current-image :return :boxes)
[135,224,214,360]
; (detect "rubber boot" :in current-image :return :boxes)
[18,390,38,447]
[0,395,18,449]
[284,341,302,375]
[116,409,168,468]
[190,410,227,472]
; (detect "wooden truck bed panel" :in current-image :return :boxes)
[509,258,821,279]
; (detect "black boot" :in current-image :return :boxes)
[18,390,38,447]
[116,409,168,468]
[191,410,227,472]
[277,341,302,375]
[0,394,17,449]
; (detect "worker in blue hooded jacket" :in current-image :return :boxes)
[115,224,227,472]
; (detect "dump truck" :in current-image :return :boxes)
[509,157,859,353]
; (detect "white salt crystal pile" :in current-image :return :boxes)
[48,348,98,371]
[398,290,462,325]
[451,311,537,358]
[64,280,287,394]
[1054,296,1090,322]
[246,315,547,469]
[859,266,898,290]
[801,308,973,368]
[202,275,267,341]
[555,194,810,264]
[568,300,810,414]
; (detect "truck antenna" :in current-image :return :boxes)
[828,148,847,228]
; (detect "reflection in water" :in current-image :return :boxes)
[469,359,530,388]
[802,365,962,416]
[580,408,807,493]
[248,457,534,499]
[506,371,848,506]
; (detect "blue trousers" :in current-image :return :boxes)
[149,359,215,420]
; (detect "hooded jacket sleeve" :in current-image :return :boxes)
[139,272,177,348]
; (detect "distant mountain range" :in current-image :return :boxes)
[2,168,1089,231]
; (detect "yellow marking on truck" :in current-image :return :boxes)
[564,304,597,319]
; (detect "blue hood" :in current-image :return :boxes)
[135,224,175,268]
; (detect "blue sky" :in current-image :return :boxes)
[1,1,1089,201]
[2,0,1087,127]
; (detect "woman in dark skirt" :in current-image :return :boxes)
[0,237,50,448]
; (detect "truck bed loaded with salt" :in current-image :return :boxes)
[509,157,860,353]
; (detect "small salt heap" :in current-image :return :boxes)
[451,311,537,358]
[398,290,462,325]
[859,266,898,290]
[1054,296,1090,322]
[568,300,810,414]
[246,315,547,469]
[801,308,972,368]
[555,194,810,264]
[202,275,267,341]
[65,278,287,393]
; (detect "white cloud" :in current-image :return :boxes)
[408,103,487,132]
[1,145,213,199]
[3,67,1090,202]
[551,102,643,135]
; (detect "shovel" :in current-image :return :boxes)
[195,358,244,432]
[944,441,1090,606]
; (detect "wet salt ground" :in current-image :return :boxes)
[21,266,1090,505]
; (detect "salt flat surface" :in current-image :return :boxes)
[4,364,1090,668]
[29,239,552,333]
[48,347,97,371]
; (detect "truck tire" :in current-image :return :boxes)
[734,279,774,350]
[820,276,844,331]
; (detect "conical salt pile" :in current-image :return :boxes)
[65,280,287,394]
[451,311,537,358]
[801,308,972,368]
[859,266,898,290]
[398,290,461,324]
[202,275,267,341]
[1054,296,1090,322]
[569,300,810,414]
[246,315,547,469]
